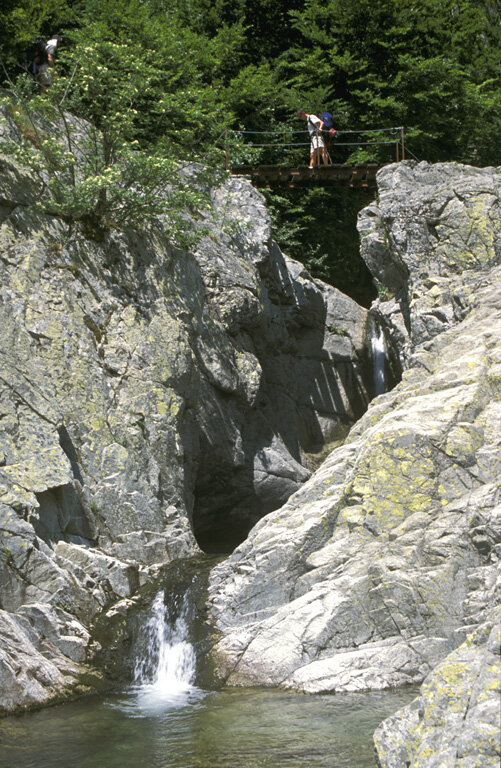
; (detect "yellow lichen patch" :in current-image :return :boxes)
[156,400,168,415]
[100,442,129,473]
[351,433,436,529]
[0,480,38,507]
[440,661,471,687]
[148,386,182,420]
[234,349,262,401]
[436,193,499,272]
[338,506,365,529]
[0,446,71,493]
[415,565,460,623]
[90,415,109,433]
[478,665,501,696]
[170,395,182,418]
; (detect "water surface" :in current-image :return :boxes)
[0,684,416,768]
[0,588,417,767]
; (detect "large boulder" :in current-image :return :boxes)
[208,265,500,687]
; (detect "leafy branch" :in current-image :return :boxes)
[0,37,210,243]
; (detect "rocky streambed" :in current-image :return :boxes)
[0,101,499,768]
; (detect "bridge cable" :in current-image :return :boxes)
[229,126,402,136]
[248,140,398,148]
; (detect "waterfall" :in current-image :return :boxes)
[371,321,387,396]
[134,590,197,704]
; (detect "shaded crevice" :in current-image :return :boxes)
[193,511,255,556]
[262,187,378,308]
[34,484,96,546]
[191,318,399,555]
[0,201,16,227]
[57,425,84,484]
[191,442,258,555]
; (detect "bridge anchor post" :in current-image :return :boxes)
[225,129,230,171]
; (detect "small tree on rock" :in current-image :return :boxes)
[1,33,208,243]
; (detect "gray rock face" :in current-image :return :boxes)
[207,163,500,765]
[359,162,500,364]
[186,177,371,550]
[374,609,501,768]
[0,106,370,712]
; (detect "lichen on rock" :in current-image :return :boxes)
[374,609,501,768]
[0,104,370,712]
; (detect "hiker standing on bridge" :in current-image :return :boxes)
[298,109,328,168]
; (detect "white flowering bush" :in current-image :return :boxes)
[2,37,208,242]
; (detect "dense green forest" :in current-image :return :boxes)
[1,0,499,302]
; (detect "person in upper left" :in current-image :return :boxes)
[37,34,61,88]
[297,109,328,168]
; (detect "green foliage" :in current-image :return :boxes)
[2,37,209,242]
[0,0,499,297]
[1,547,14,566]
[376,283,390,301]
[264,186,376,306]
[328,325,348,336]
[1,0,498,165]
[0,0,81,69]
[286,0,500,165]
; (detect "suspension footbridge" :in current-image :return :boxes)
[230,163,382,188]
[224,125,408,188]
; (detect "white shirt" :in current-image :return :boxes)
[46,39,59,56]
[307,115,322,136]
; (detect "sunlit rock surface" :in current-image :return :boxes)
[208,162,500,766]
[359,161,500,363]
[374,609,500,768]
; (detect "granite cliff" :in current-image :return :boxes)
[0,106,370,712]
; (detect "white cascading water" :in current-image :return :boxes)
[134,590,197,706]
[371,321,387,396]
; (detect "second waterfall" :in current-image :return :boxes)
[371,320,387,396]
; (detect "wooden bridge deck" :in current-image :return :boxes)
[231,163,384,188]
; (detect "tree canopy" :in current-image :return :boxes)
[1,0,498,165]
[1,0,499,300]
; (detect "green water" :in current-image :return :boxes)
[0,685,417,768]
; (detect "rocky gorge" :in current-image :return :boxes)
[208,162,501,767]
[0,99,499,767]
[0,103,373,710]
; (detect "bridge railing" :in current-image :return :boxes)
[223,126,406,170]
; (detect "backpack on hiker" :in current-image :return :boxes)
[320,112,338,142]
[23,39,48,75]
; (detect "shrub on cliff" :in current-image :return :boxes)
[1,37,209,242]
